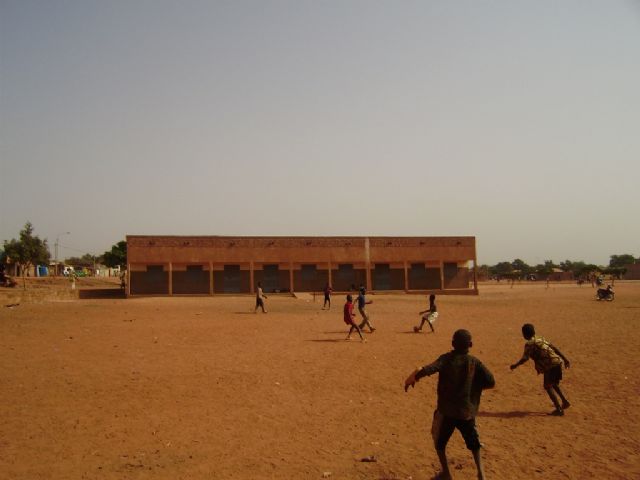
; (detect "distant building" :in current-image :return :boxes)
[126,235,478,296]
[623,263,640,280]
[2,258,35,277]
[547,268,574,282]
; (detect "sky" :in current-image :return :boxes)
[1,0,639,266]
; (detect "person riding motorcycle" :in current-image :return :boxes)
[596,284,614,301]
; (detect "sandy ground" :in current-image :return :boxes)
[1,281,639,480]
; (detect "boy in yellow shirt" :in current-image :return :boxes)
[510,323,571,416]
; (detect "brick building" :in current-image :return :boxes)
[126,235,478,296]
[623,263,640,280]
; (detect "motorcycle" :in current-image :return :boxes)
[596,286,615,301]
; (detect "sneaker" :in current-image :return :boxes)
[550,409,564,416]
[370,327,376,333]
[562,401,571,410]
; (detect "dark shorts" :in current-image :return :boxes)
[433,414,481,451]
[324,294,330,300]
[256,298,264,308]
[543,365,562,388]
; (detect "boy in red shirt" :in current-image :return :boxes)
[344,294,365,342]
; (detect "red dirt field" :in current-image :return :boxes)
[1,282,639,480]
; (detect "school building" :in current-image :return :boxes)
[623,263,640,280]
[126,235,478,296]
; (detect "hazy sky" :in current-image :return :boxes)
[1,1,639,265]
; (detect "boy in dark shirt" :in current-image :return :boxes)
[510,323,571,416]
[356,287,375,332]
[322,283,333,309]
[405,329,495,480]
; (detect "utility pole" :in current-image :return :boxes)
[54,232,70,276]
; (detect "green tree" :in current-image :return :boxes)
[575,263,599,278]
[534,260,556,276]
[609,254,636,268]
[476,264,490,279]
[511,258,531,275]
[3,222,50,288]
[558,260,599,278]
[603,266,626,279]
[492,261,513,278]
[102,241,127,269]
[65,253,102,268]
[559,260,574,272]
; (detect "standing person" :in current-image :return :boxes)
[254,282,268,313]
[405,329,495,480]
[322,283,333,310]
[356,286,375,333]
[510,323,571,416]
[414,294,438,333]
[344,294,365,342]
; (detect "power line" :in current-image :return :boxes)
[58,243,99,256]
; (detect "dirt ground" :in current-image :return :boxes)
[1,281,639,480]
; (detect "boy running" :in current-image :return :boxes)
[356,287,375,333]
[322,283,333,310]
[343,294,365,342]
[510,323,571,416]
[405,329,495,480]
[254,282,268,313]
[415,294,438,333]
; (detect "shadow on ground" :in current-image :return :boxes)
[478,410,547,418]
[78,289,125,299]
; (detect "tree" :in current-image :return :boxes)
[3,222,50,288]
[534,260,556,276]
[609,254,636,269]
[102,241,127,269]
[476,264,490,279]
[575,263,599,278]
[491,261,513,278]
[559,260,574,272]
[603,266,626,279]
[559,259,599,278]
[511,258,531,275]
[65,253,102,268]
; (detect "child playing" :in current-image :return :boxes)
[414,294,438,333]
[322,283,333,309]
[510,323,571,416]
[356,287,375,333]
[344,294,365,342]
[254,282,268,313]
[405,329,495,480]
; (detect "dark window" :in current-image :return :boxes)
[374,264,391,290]
[301,265,317,283]
[262,264,280,292]
[223,265,241,293]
